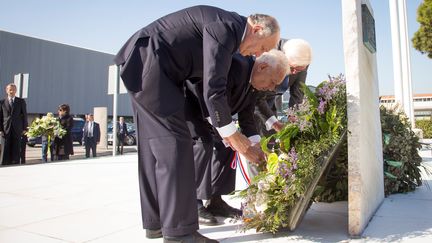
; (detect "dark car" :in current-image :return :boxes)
[27,117,85,147]
[71,118,85,144]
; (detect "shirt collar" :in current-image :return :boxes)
[241,23,247,42]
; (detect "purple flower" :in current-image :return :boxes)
[288,148,298,164]
[278,148,299,179]
[318,99,326,114]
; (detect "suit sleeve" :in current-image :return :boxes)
[238,96,258,137]
[21,99,28,131]
[96,124,101,142]
[202,22,238,130]
[288,68,308,108]
[255,91,277,122]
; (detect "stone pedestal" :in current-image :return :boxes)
[94,107,108,148]
[342,0,384,236]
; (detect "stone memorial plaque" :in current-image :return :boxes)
[287,130,347,231]
[361,4,376,53]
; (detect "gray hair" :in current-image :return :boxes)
[6,83,16,89]
[282,39,313,66]
[256,49,290,76]
[248,14,280,37]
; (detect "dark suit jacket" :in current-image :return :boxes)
[117,122,128,136]
[83,121,101,143]
[185,54,258,139]
[114,5,247,125]
[0,96,28,135]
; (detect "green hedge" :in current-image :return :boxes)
[416,119,432,138]
[315,106,424,201]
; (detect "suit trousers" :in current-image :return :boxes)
[130,95,198,237]
[1,130,21,165]
[192,139,236,198]
[84,137,97,158]
[185,110,236,199]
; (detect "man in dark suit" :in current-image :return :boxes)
[0,83,28,165]
[82,114,100,158]
[185,50,289,225]
[116,116,128,155]
[114,5,280,242]
[255,39,312,136]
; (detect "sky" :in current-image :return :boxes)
[0,0,430,95]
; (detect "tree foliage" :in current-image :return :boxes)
[412,0,432,58]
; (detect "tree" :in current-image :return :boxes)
[412,0,432,58]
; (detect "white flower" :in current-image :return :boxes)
[254,192,268,213]
[257,180,270,191]
[278,153,289,161]
[255,202,268,214]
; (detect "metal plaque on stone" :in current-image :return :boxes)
[361,4,376,54]
[286,130,347,231]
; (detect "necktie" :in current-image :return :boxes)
[88,122,93,137]
[9,98,13,107]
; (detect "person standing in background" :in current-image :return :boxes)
[116,116,128,155]
[83,114,100,158]
[0,83,28,165]
[41,135,54,162]
[54,104,74,160]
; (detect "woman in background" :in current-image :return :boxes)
[54,104,74,160]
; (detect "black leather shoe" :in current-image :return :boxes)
[164,231,218,243]
[205,197,242,218]
[146,228,162,239]
[198,207,218,226]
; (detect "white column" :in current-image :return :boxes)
[108,65,122,156]
[389,0,415,126]
[398,0,414,126]
[389,0,403,105]
[112,67,119,156]
[94,107,108,149]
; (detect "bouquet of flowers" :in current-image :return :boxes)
[238,75,347,233]
[26,112,66,139]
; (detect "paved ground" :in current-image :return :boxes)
[0,146,431,242]
[22,143,137,165]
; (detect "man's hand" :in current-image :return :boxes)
[272,121,285,132]
[245,143,266,165]
[224,131,265,164]
[0,131,4,137]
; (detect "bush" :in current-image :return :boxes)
[381,107,423,195]
[416,119,432,138]
[315,97,424,201]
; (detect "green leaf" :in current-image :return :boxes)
[302,82,318,107]
[384,171,398,179]
[385,160,403,167]
[383,133,391,145]
[266,153,279,173]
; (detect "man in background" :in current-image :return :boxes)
[116,116,128,155]
[82,114,100,158]
[0,83,28,165]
